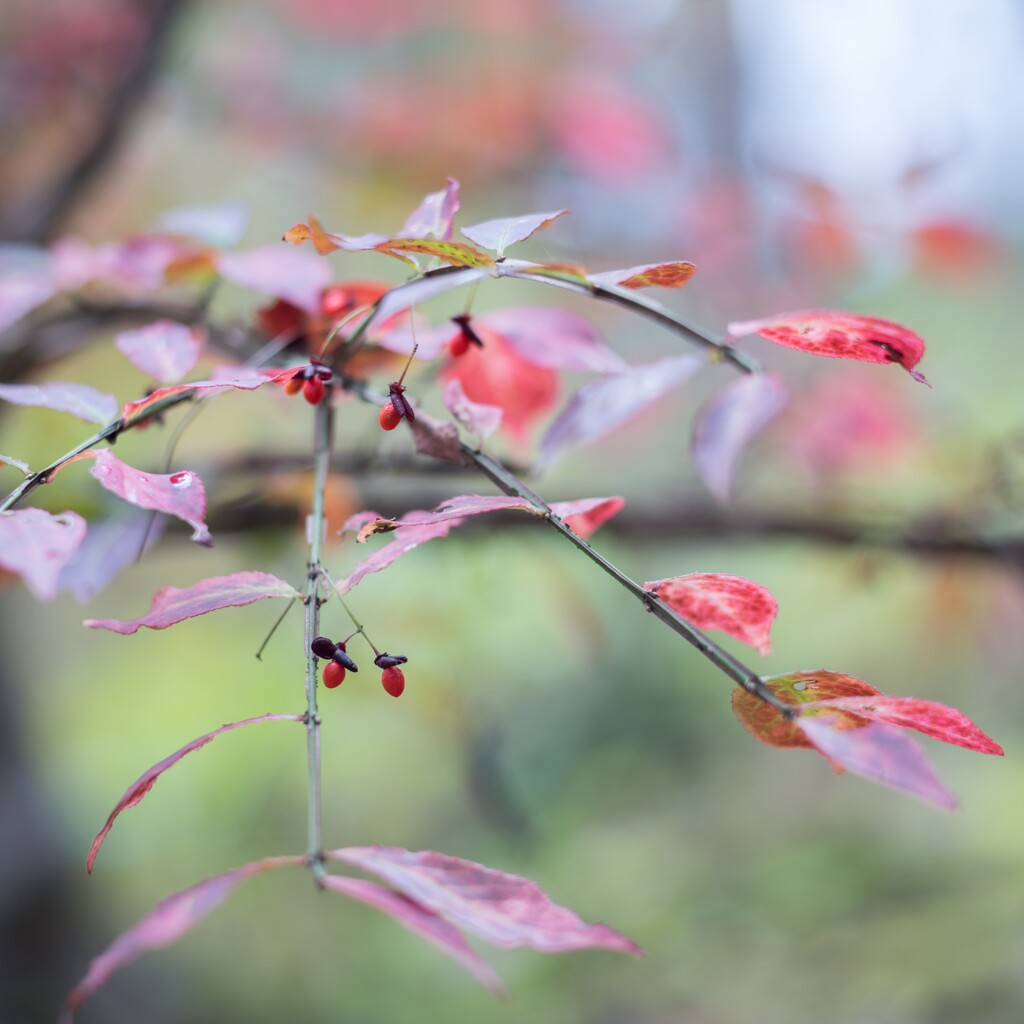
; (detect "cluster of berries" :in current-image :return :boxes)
[311,636,408,697]
[284,363,333,405]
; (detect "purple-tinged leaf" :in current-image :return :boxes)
[60,856,303,1023]
[156,202,249,247]
[0,269,56,332]
[480,307,626,373]
[400,178,461,241]
[88,713,304,873]
[73,450,212,545]
[0,508,86,602]
[461,210,570,257]
[798,716,958,809]
[217,245,331,313]
[114,321,204,383]
[444,379,503,439]
[326,847,640,955]
[805,696,1003,756]
[370,267,492,327]
[60,510,166,603]
[0,381,118,425]
[692,373,787,502]
[540,354,704,466]
[589,261,696,290]
[84,571,299,634]
[322,874,503,992]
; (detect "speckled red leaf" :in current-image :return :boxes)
[325,847,640,956]
[692,373,787,502]
[590,261,696,290]
[69,450,211,545]
[114,321,203,383]
[0,507,87,602]
[87,713,304,873]
[727,310,929,384]
[797,717,958,809]
[732,670,881,749]
[805,696,1003,755]
[0,381,118,425]
[84,571,300,634]
[480,308,626,373]
[60,856,302,1023]
[540,354,704,467]
[321,875,502,992]
[461,210,570,257]
[443,379,503,439]
[217,244,331,312]
[644,573,778,655]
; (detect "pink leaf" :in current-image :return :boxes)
[120,365,302,422]
[325,847,640,955]
[0,269,56,332]
[443,378,503,439]
[589,261,697,290]
[84,570,300,634]
[805,696,1003,756]
[217,245,332,313]
[0,508,87,602]
[74,450,211,545]
[400,178,461,240]
[797,716,958,810]
[114,321,204,383]
[549,496,624,539]
[540,354,704,466]
[321,875,503,992]
[87,713,304,873]
[60,856,302,1023]
[461,210,570,257]
[728,310,929,383]
[480,308,626,373]
[370,267,492,326]
[0,381,118,424]
[644,573,778,655]
[692,373,787,502]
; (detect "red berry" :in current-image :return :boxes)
[381,666,405,697]
[303,376,325,405]
[284,375,304,396]
[379,401,402,431]
[323,662,346,688]
[448,332,470,358]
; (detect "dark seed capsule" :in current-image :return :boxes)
[374,653,408,669]
[333,649,359,672]
[389,389,409,420]
[311,636,338,659]
[451,314,484,348]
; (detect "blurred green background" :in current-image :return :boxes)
[1,1,1023,1022]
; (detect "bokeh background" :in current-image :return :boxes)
[1,1,1023,1022]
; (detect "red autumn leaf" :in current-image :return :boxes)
[0,507,87,602]
[324,847,640,956]
[60,856,303,1023]
[114,320,204,383]
[0,381,118,425]
[321,875,502,992]
[88,713,303,873]
[692,373,787,502]
[727,310,929,384]
[399,177,461,241]
[539,354,704,467]
[461,210,570,257]
[0,268,56,332]
[217,245,332,313]
[589,261,697,290]
[480,307,625,374]
[84,571,300,634]
[797,717,958,810]
[804,696,1003,756]
[70,450,211,546]
[440,326,560,442]
[644,573,778,655]
[120,365,303,422]
[550,496,624,539]
[443,378,503,440]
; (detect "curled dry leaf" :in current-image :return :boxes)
[727,310,929,384]
[325,846,640,955]
[114,320,204,383]
[84,571,300,634]
[0,381,118,425]
[60,856,303,1023]
[0,507,87,602]
[88,713,304,873]
[644,572,778,655]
